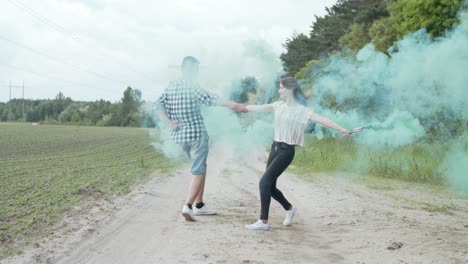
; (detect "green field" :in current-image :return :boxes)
[0,123,175,257]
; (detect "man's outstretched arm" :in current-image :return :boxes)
[216,98,248,113]
[194,87,247,113]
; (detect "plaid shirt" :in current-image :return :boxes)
[153,79,218,143]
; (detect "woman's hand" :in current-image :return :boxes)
[340,129,350,137]
[234,103,248,113]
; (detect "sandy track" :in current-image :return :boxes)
[4,152,468,264]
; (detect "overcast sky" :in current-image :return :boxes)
[0,0,336,102]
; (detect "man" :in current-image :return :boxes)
[154,56,247,221]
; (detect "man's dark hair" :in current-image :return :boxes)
[182,56,200,67]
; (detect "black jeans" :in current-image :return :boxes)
[259,141,295,220]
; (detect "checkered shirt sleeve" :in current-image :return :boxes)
[194,87,218,106]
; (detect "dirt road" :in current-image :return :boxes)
[4,150,468,264]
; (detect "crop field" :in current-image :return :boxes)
[0,123,175,257]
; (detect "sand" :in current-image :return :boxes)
[3,150,468,264]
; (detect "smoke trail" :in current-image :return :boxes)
[241,39,282,103]
[353,111,426,147]
[441,133,468,195]
[204,107,274,159]
[202,39,280,160]
[149,124,184,161]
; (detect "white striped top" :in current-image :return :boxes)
[273,101,313,147]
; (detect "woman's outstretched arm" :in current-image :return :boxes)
[245,103,275,112]
[310,112,349,136]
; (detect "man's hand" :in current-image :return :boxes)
[233,103,248,113]
[169,120,178,130]
[155,110,178,130]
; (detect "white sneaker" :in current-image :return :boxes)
[182,205,196,221]
[245,220,269,230]
[283,207,297,226]
[193,205,217,215]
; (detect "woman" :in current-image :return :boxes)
[245,77,349,230]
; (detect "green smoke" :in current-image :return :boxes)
[309,8,468,146]
[151,8,467,192]
[297,5,467,190]
[354,111,426,147]
[151,38,280,161]
[204,108,274,154]
[441,133,468,195]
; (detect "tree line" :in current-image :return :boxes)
[0,87,155,127]
[280,0,465,77]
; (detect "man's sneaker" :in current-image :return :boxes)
[182,205,195,221]
[283,207,297,226]
[245,220,269,230]
[193,205,217,215]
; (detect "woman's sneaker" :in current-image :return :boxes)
[182,205,195,221]
[283,207,297,226]
[245,220,269,230]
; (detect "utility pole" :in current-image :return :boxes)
[8,81,11,122]
[22,81,25,119]
[7,81,26,122]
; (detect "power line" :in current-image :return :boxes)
[7,0,158,84]
[0,63,136,100]
[0,63,101,91]
[0,35,129,86]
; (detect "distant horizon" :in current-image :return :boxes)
[0,89,155,104]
